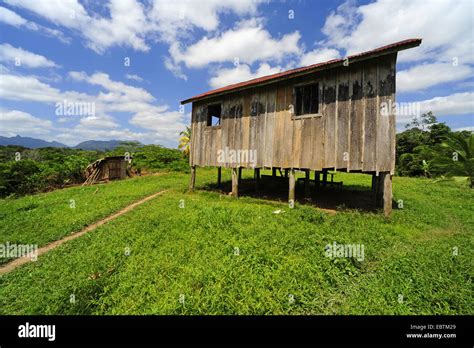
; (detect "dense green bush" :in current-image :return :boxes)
[0,143,189,197]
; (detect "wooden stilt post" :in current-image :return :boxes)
[376,172,392,216]
[289,169,295,203]
[232,167,239,197]
[272,168,277,177]
[382,172,392,217]
[304,169,310,197]
[217,167,222,187]
[315,171,320,188]
[371,173,377,196]
[255,168,260,191]
[322,169,328,188]
[285,169,289,178]
[238,167,242,183]
[189,165,196,191]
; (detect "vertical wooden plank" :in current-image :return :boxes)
[217,167,222,187]
[241,94,250,168]
[377,55,395,173]
[376,53,397,174]
[280,83,294,168]
[311,82,324,171]
[245,92,256,168]
[323,73,337,169]
[272,84,286,168]
[189,103,196,167]
[220,99,229,168]
[197,103,206,167]
[348,66,364,171]
[234,97,243,168]
[336,70,350,169]
[362,61,378,172]
[264,90,275,169]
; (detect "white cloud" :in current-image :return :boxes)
[0,109,53,136]
[299,47,340,67]
[5,0,150,53]
[418,92,474,116]
[172,20,301,69]
[148,0,258,43]
[0,43,59,68]
[4,0,259,56]
[125,74,144,82]
[0,70,189,146]
[397,63,473,92]
[209,63,282,89]
[0,72,90,103]
[321,0,474,64]
[454,126,474,132]
[0,6,71,43]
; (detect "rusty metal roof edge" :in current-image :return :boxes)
[180,38,422,105]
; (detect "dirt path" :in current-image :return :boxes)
[0,189,168,275]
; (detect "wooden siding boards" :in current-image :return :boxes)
[323,74,337,169]
[264,91,276,168]
[281,84,293,169]
[311,82,324,171]
[247,93,256,167]
[272,84,286,168]
[190,56,397,174]
[242,92,251,167]
[348,66,364,171]
[336,70,350,170]
[362,61,378,172]
[376,55,396,173]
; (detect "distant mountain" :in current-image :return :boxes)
[0,136,141,150]
[0,135,67,148]
[73,140,141,151]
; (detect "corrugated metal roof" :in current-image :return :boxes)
[181,38,422,104]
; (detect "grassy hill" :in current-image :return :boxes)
[0,169,472,314]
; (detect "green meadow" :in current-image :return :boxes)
[0,169,472,314]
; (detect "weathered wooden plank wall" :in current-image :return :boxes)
[190,54,396,174]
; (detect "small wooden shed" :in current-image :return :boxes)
[83,156,129,185]
[181,39,422,216]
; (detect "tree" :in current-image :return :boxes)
[432,133,474,187]
[178,126,191,158]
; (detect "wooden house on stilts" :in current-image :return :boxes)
[181,39,422,216]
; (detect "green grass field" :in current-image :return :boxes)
[0,169,472,314]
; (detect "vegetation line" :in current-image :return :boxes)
[0,189,168,275]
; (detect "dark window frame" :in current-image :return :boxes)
[206,103,222,127]
[293,82,321,119]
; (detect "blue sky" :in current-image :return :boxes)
[0,0,472,147]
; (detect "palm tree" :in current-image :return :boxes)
[178,126,191,158]
[432,133,473,187]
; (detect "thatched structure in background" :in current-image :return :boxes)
[83,156,130,185]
